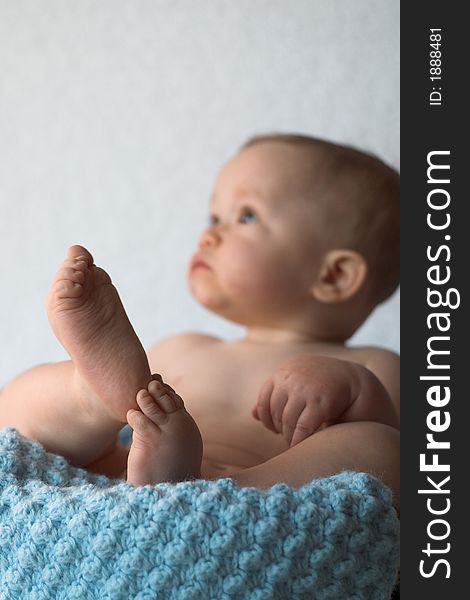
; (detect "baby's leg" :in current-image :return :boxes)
[0,245,152,466]
[0,361,120,466]
[229,422,400,509]
[126,378,203,485]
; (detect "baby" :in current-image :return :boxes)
[0,134,400,505]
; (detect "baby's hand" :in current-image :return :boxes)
[252,355,398,447]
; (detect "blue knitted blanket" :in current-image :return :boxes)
[0,428,399,599]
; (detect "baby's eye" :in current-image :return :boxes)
[238,207,259,224]
[209,214,220,227]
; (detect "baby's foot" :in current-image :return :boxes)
[126,377,203,485]
[47,245,151,423]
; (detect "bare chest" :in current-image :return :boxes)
[151,340,357,469]
[174,351,270,412]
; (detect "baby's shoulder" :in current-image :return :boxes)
[348,345,400,370]
[147,332,222,362]
[348,345,400,408]
[147,333,223,380]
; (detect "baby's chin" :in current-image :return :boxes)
[187,274,275,327]
[188,280,227,313]
[188,285,248,325]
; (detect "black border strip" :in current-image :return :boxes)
[401,3,466,596]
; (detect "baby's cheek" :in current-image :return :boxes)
[223,254,288,300]
[222,251,268,289]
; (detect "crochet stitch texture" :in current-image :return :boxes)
[0,428,399,599]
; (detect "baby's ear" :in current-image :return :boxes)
[311,249,367,303]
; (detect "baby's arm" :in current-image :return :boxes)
[252,355,399,447]
[363,348,400,418]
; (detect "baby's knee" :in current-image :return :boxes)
[342,421,400,505]
[307,421,400,505]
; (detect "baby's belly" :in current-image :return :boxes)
[200,458,240,479]
[198,420,288,479]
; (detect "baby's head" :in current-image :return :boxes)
[188,133,399,342]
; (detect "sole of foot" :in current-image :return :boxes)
[47,244,151,424]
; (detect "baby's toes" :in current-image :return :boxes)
[127,405,157,435]
[62,256,89,271]
[67,244,94,265]
[52,267,87,298]
[60,266,86,285]
[127,406,149,431]
[148,380,184,413]
[135,387,169,426]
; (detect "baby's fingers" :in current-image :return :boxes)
[289,406,323,447]
[281,400,305,446]
[255,380,278,433]
[282,401,322,447]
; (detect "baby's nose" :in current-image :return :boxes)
[198,228,222,249]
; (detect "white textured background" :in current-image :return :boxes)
[0,1,399,387]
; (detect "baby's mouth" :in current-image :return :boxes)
[190,256,211,271]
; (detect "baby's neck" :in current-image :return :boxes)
[243,326,344,345]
